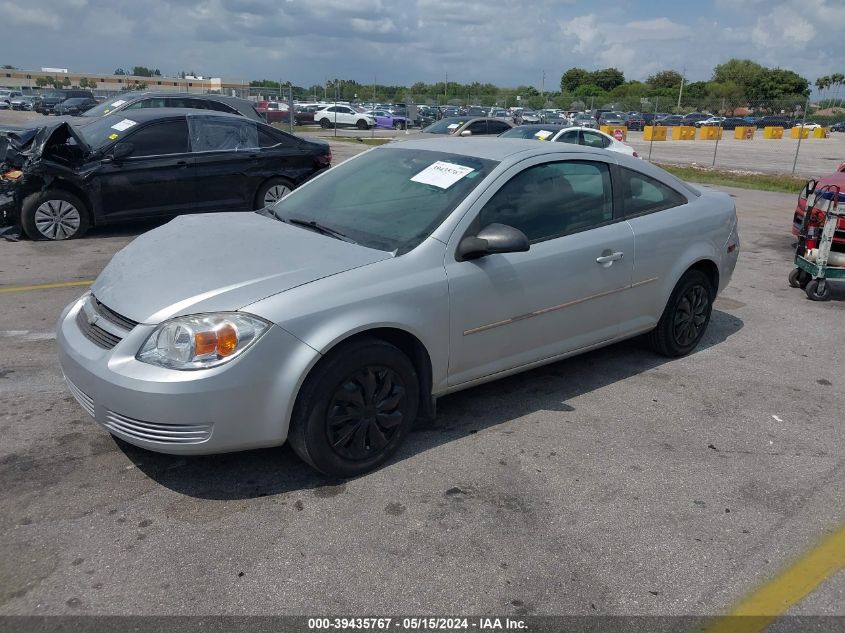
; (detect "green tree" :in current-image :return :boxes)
[114,68,126,75]
[647,70,683,89]
[35,77,50,88]
[132,66,154,77]
[78,77,92,89]
[560,67,590,92]
[60,76,71,88]
[712,59,764,86]
[590,68,625,91]
[573,84,606,99]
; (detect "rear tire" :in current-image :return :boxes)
[21,190,90,240]
[288,338,420,478]
[648,269,714,357]
[254,177,294,210]
[320,118,332,129]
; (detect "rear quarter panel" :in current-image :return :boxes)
[623,188,737,332]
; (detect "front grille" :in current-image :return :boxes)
[92,297,138,331]
[103,410,212,444]
[76,309,121,349]
[75,296,138,350]
[65,378,95,418]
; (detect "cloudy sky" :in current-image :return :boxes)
[1,0,843,89]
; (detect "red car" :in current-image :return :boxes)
[255,101,296,125]
[793,161,845,247]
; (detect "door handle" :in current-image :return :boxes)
[175,160,189,168]
[596,251,624,266]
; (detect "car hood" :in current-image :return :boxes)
[91,212,392,324]
[0,121,90,167]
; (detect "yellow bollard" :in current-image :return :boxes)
[671,126,696,140]
[763,126,783,139]
[790,126,809,139]
[812,127,829,139]
[600,125,628,141]
[734,126,755,140]
[643,126,667,141]
[699,126,723,140]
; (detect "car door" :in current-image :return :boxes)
[554,129,580,145]
[581,130,612,149]
[189,116,262,212]
[444,155,634,386]
[487,120,512,135]
[463,120,488,136]
[96,117,196,221]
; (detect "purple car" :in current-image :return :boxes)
[368,109,409,130]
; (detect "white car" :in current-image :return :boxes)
[796,123,821,131]
[698,116,726,127]
[0,89,22,107]
[313,105,374,130]
[500,125,639,158]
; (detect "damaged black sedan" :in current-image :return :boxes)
[0,109,331,240]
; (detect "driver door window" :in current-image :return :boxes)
[478,160,613,242]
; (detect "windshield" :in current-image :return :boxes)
[76,114,140,150]
[500,126,557,139]
[422,117,467,134]
[81,94,136,117]
[45,91,65,99]
[62,98,86,106]
[267,147,497,253]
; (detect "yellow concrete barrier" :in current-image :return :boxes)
[791,126,809,139]
[671,126,696,140]
[734,126,755,140]
[699,126,723,140]
[763,126,783,139]
[812,127,829,139]
[600,125,627,141]
[643,126,667,141]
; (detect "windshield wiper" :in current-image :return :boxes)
[284,217,358,244]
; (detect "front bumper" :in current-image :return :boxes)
[57,295,321,455]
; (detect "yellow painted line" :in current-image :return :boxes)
[703,525,845,633]
[0,280,93,294]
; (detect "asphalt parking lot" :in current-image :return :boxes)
[1,131,843,622]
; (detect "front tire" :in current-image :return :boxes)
[21,190,90,240]
[356,119,370,130]
[648,269,714,357]
[288,338,420,478]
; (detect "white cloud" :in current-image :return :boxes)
[0,1,61,30]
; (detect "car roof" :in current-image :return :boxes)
[98,107,248,123]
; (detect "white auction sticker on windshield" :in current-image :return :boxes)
[534,130,554,140]
[110,118,137,132]
[411,161,475,189]
[110,100,127,108]
[447,123,460,130]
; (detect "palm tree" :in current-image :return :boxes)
[832,73,845,108]
[815,75,829,103]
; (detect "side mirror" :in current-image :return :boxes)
[460,130,472,136]
[111,142,134,161]
[457,223,530,260]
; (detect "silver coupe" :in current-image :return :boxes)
[58,138,739,476]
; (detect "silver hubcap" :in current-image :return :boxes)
[264,185,291,206]
[34,200,81,240]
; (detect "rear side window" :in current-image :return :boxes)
[200,100,238,114]
[581,131,611,148]
[258,126,295,148]
[621,168,687,216]
[125,119,189,156]
[487,121,511,134]
[189,117,259,152]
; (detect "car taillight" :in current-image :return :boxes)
[633,151,639,158]
[317,152,331,166]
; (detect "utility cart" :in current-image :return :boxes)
[789,184,845,301]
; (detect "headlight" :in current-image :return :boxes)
[137,312,270,370]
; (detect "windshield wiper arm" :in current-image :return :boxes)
[284,217,357,244]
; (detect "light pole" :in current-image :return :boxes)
[677,65,686,110]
